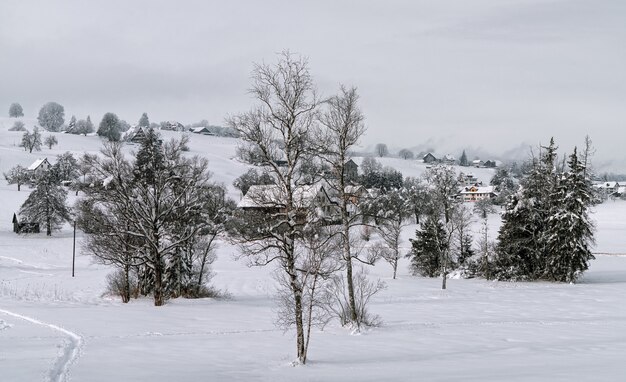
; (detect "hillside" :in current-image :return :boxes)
[1,117,626,381]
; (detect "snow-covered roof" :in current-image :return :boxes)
[238,183,330,209]
[459,185,495,195]
[593,181,620,189]
[444,154,455,161]
[28,158,49,171]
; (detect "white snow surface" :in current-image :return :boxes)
[1,118,626,381]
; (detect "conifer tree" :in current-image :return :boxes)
[138,112,150,128]
[409,215,448,277]
[19,171,71,236]
[544,148,595,282]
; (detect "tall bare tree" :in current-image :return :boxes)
[227,51,321,364]
[314,85,373,328]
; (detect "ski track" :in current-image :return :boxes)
[0,308,83,382]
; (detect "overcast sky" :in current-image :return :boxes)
[1,0,625,170]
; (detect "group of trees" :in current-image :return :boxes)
[76,128,235,306]
[492,139,595,283]
[227,52,391,364]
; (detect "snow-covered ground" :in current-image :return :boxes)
[1,118,626,381]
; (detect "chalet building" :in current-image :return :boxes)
[27,158,51,176]
[127,127,147,143]
[458,172,480,186]
[191,126,215,136]
[423,153,438,164]
[472,159,484,168]
[443,154,456,164]
[459,185,497,202]
[12,213,40,234]
[237,181,368,224]
[345,159,359,184]
[162,121,185,131]
[593,181,623,198]
[484,160,497,168]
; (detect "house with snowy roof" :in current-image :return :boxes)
[459,184,497,202]
[423,153,438,164]
[12,212,40,234]
[237,182,338,222]
[191,126,215,136]
[27,158,51,176]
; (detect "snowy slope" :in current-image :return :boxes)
[1,118,626,381]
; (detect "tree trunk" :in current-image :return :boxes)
[343,217,359,327]
[196,235,216,295]
[153,250,164,306]
[122,261,130,303]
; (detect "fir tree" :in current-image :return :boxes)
[494,138,560,280]
[544,148,595,282]
[138,112,150,128]
[409,215,448,277]
[18,171,71,236]
[67,115,77,133]
[459,150,469,166]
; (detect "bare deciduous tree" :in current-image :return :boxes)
[375,143,388,157]
[398,149,414,160]
[314,85,378,329]
[227,51,321,364]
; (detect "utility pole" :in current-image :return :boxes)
[72,220,76,277]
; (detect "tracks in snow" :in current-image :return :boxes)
[0,308,83,382]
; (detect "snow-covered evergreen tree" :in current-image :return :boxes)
[409,214,448,277]
[544,148,595,282]
[138,112,150,128]
[18,170,71,236]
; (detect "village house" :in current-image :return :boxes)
[423,153,438,164]
[191,126,215,136]
[459,184,497,202]
[472,159,484,168]
[443,154,456,164]
[458,172,480,186]
[238,180,368,224]
[12,212,40,234]
[27,158,51,176]
[345,159,359,184]
[593,181,623,198]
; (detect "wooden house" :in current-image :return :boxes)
[12,213,40,234]
[423,153,438,164]
[27,158,51,176]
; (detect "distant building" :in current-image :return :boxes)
[459,185,497,202]
[472,159,484,168]
[12,212,40,234]
[423,153,438,164]
[27,158,51,176]
[162,121,185,131]
[128,127,147,143]
[484,160,497,168]
[191,126,215,136]
[443,154,456,164]
[345,159,359,184]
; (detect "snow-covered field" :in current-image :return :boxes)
[1,118,626,381]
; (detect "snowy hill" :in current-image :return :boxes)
[1,117,626,381]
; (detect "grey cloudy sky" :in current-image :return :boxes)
[1,0,625,170]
